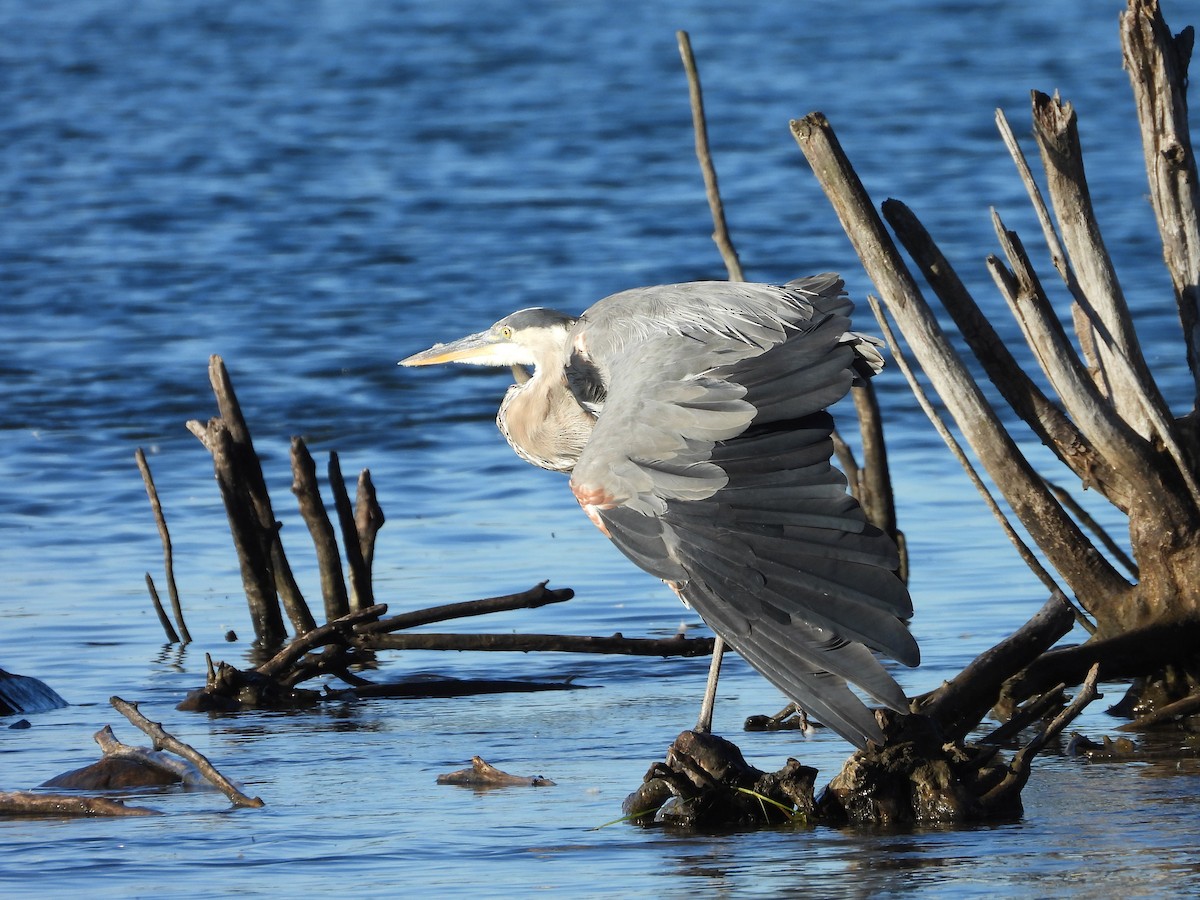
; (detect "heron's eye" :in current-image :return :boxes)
[500,326,514,339]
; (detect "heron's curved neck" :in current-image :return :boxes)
[498,367,593,473]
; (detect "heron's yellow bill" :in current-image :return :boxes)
[399,331,495,367]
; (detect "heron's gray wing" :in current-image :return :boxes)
[566,277,916,749]
[597,414,915,749]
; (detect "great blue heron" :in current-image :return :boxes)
[400,274,918,749]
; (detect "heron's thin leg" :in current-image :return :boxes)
[694,635,726,733]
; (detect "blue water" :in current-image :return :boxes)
[3,0,1199,896]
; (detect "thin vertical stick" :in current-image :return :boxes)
[136,448,191,642]
[677,31,744,281]
[144,573,180,643]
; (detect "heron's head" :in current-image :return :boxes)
[399,308,577,371]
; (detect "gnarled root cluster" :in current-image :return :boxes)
[623,730,816,828]
[626,663,1100,829]
[817,714,1017,826]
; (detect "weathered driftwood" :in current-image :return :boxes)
[329,451,374,612]
[355,470,384,593]
[0,791,160,818]
[327,677,584,701]
[143,573,179,644]
[916,592,1076,743]
[1123,3,1200,396]
[112,696,263,808]
[793,112,1129,610]
[19,706,258,816]
[827,667,1100,825]
[188,413,291,647]
[437,756,556,788]
[974,664,1102,808]
[257,604,383,679]
[867,296,1089,621]
[793,0,1200,717]
[177,604,384,710]
[627,659,1102,828]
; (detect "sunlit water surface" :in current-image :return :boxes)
[3,1,1199,896]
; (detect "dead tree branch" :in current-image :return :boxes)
[357,582,573,634]
[979,664,1101,811]
[881,197,1133,510]
[257,604,387,680]
[355,469,385,576]
[916,592,1077,742]
[1030,92,1165,435]
[358,631,717,657]
[206,355,313,638]
[144,573,180,643]
[187,416,287,645]
[1121,1,1200,400]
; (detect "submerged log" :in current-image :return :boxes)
[18,704,258,816]
[41,725,203,791]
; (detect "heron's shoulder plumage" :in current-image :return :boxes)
[571,277,845,362]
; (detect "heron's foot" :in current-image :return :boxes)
[744,702,817,734]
